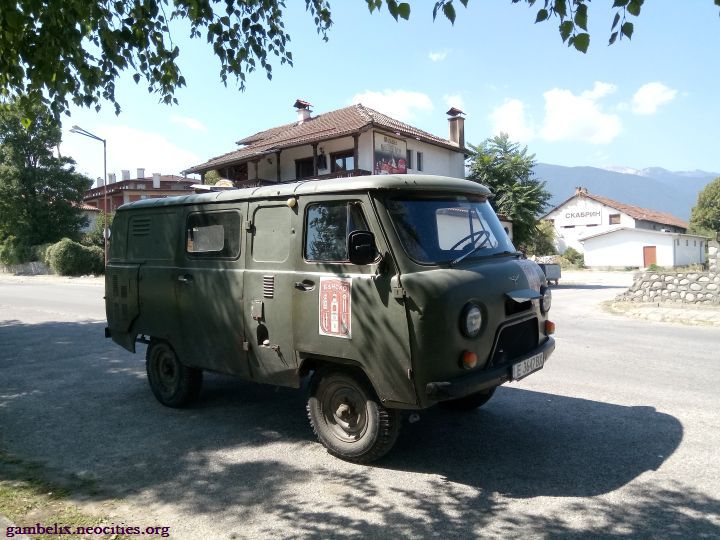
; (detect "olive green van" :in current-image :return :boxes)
[105,174,555,462]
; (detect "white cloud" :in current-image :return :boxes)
[428,50,448,62]
[351,90,433,121]
[170,114,208,132]
[490,99,535,142]
[443,94,465,111]
[62,124,200,185]
[632,82,677,115]
[539,82,621,144]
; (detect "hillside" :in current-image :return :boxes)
[535,164,717,221]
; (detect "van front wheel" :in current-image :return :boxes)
[307,370,400,463]
[146,340,202,408]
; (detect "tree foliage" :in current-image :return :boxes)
[0,99,91,247]
[689,176,720,237]
[466,133,552,251]
[0,0,693,116]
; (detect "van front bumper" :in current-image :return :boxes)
[425,337,555,401]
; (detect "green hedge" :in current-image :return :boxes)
[47,238,104,276]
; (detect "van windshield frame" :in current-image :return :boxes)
[384,194,515,265]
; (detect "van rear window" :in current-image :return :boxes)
[186,211,241,259]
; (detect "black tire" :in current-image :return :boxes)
[440,387,496,411]
[307,369,400,463]
[146,340,203,408]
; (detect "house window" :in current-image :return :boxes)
[416,151,424,172]
[686,240,689,246]
[609,214,621,225]
[331,150,355,173]
[295,157,315,180]
[406,149,413,169]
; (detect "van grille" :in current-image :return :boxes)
[489,318,538,368]
[263,275,275,298]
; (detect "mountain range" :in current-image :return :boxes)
[534,164,718,221]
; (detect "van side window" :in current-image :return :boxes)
[186,211,241,259]
[305,201,369,262]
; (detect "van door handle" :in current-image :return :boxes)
[177,274,194,283]
[294,280,315,291]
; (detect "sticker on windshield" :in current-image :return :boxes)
[319,277,352,339]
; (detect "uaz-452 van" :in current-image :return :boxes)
[105,175,555,462]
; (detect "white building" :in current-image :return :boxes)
[544,187,707,268]
[185,100,467,184]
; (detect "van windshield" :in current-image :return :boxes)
[385,195,516,265]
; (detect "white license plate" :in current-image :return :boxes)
[512,352,545,381]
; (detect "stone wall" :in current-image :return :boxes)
[618,241,719,305]
[0,261,52,275]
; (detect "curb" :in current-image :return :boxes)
[604,301,720,327]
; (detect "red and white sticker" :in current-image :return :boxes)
[319,277,352,339]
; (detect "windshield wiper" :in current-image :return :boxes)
[450,248,520,267]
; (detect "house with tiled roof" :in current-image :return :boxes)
[544,187,707,268]
[83,170,195,214]
[184,100,468,186]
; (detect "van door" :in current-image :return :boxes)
[292,196,416,406]
[174,205,249,377]
[244,201,298,386]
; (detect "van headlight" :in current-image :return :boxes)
[460,303,483,338]
[540,286,552,313]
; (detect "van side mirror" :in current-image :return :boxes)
[348,230,378,265]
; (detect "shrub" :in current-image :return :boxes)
[30,243,53,264]
[559,247,585,269]
[0,236,31,265]
[47,238,104,276]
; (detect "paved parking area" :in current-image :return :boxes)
[1,274,719,538]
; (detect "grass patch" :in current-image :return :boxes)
[0,451,164,539]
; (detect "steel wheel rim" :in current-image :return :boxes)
[322,380,369,443]
[153,346,179,397]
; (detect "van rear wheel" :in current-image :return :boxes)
[441,387,496,411]
[146,340,202,407]
[307,370,400,463]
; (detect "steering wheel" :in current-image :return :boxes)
[449,230,490,251]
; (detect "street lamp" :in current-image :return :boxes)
[69,125,108,266]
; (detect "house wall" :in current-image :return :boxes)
[583,230,707,268]
[583,229,675,267]
[545,196,635,253]
[252,130,465,182]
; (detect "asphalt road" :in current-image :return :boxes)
[1,274,719,539]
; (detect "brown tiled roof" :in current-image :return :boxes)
[583,192,688,229]
[185,103,465,173]
[544,191,687,229]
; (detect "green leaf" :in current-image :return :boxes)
[132,73,140,83]
[574,4,588,30]
[559,20,574,42]
[573,32,590,53]
[612,0,629,7]
[609,31,618,45]
[611,12,621,30]
[621,21,634,39]
[397,2,411,20]
[627,0,643,16]
[535,9,549,23]
[443,2,456,24]
[554,0,567,19]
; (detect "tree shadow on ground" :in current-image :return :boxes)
[1,319,714,539]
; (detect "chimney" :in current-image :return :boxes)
[152,173,161,189]
[294,99,313,124]
[137,168,145,179]
[108,173,116,184]
[121,169,130,181]
[447,107,465,148]
[575,186,588,195]
[96,177,104,188]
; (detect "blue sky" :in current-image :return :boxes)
[60,1,720,186]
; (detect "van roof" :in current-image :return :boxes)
[117,174,491,211]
